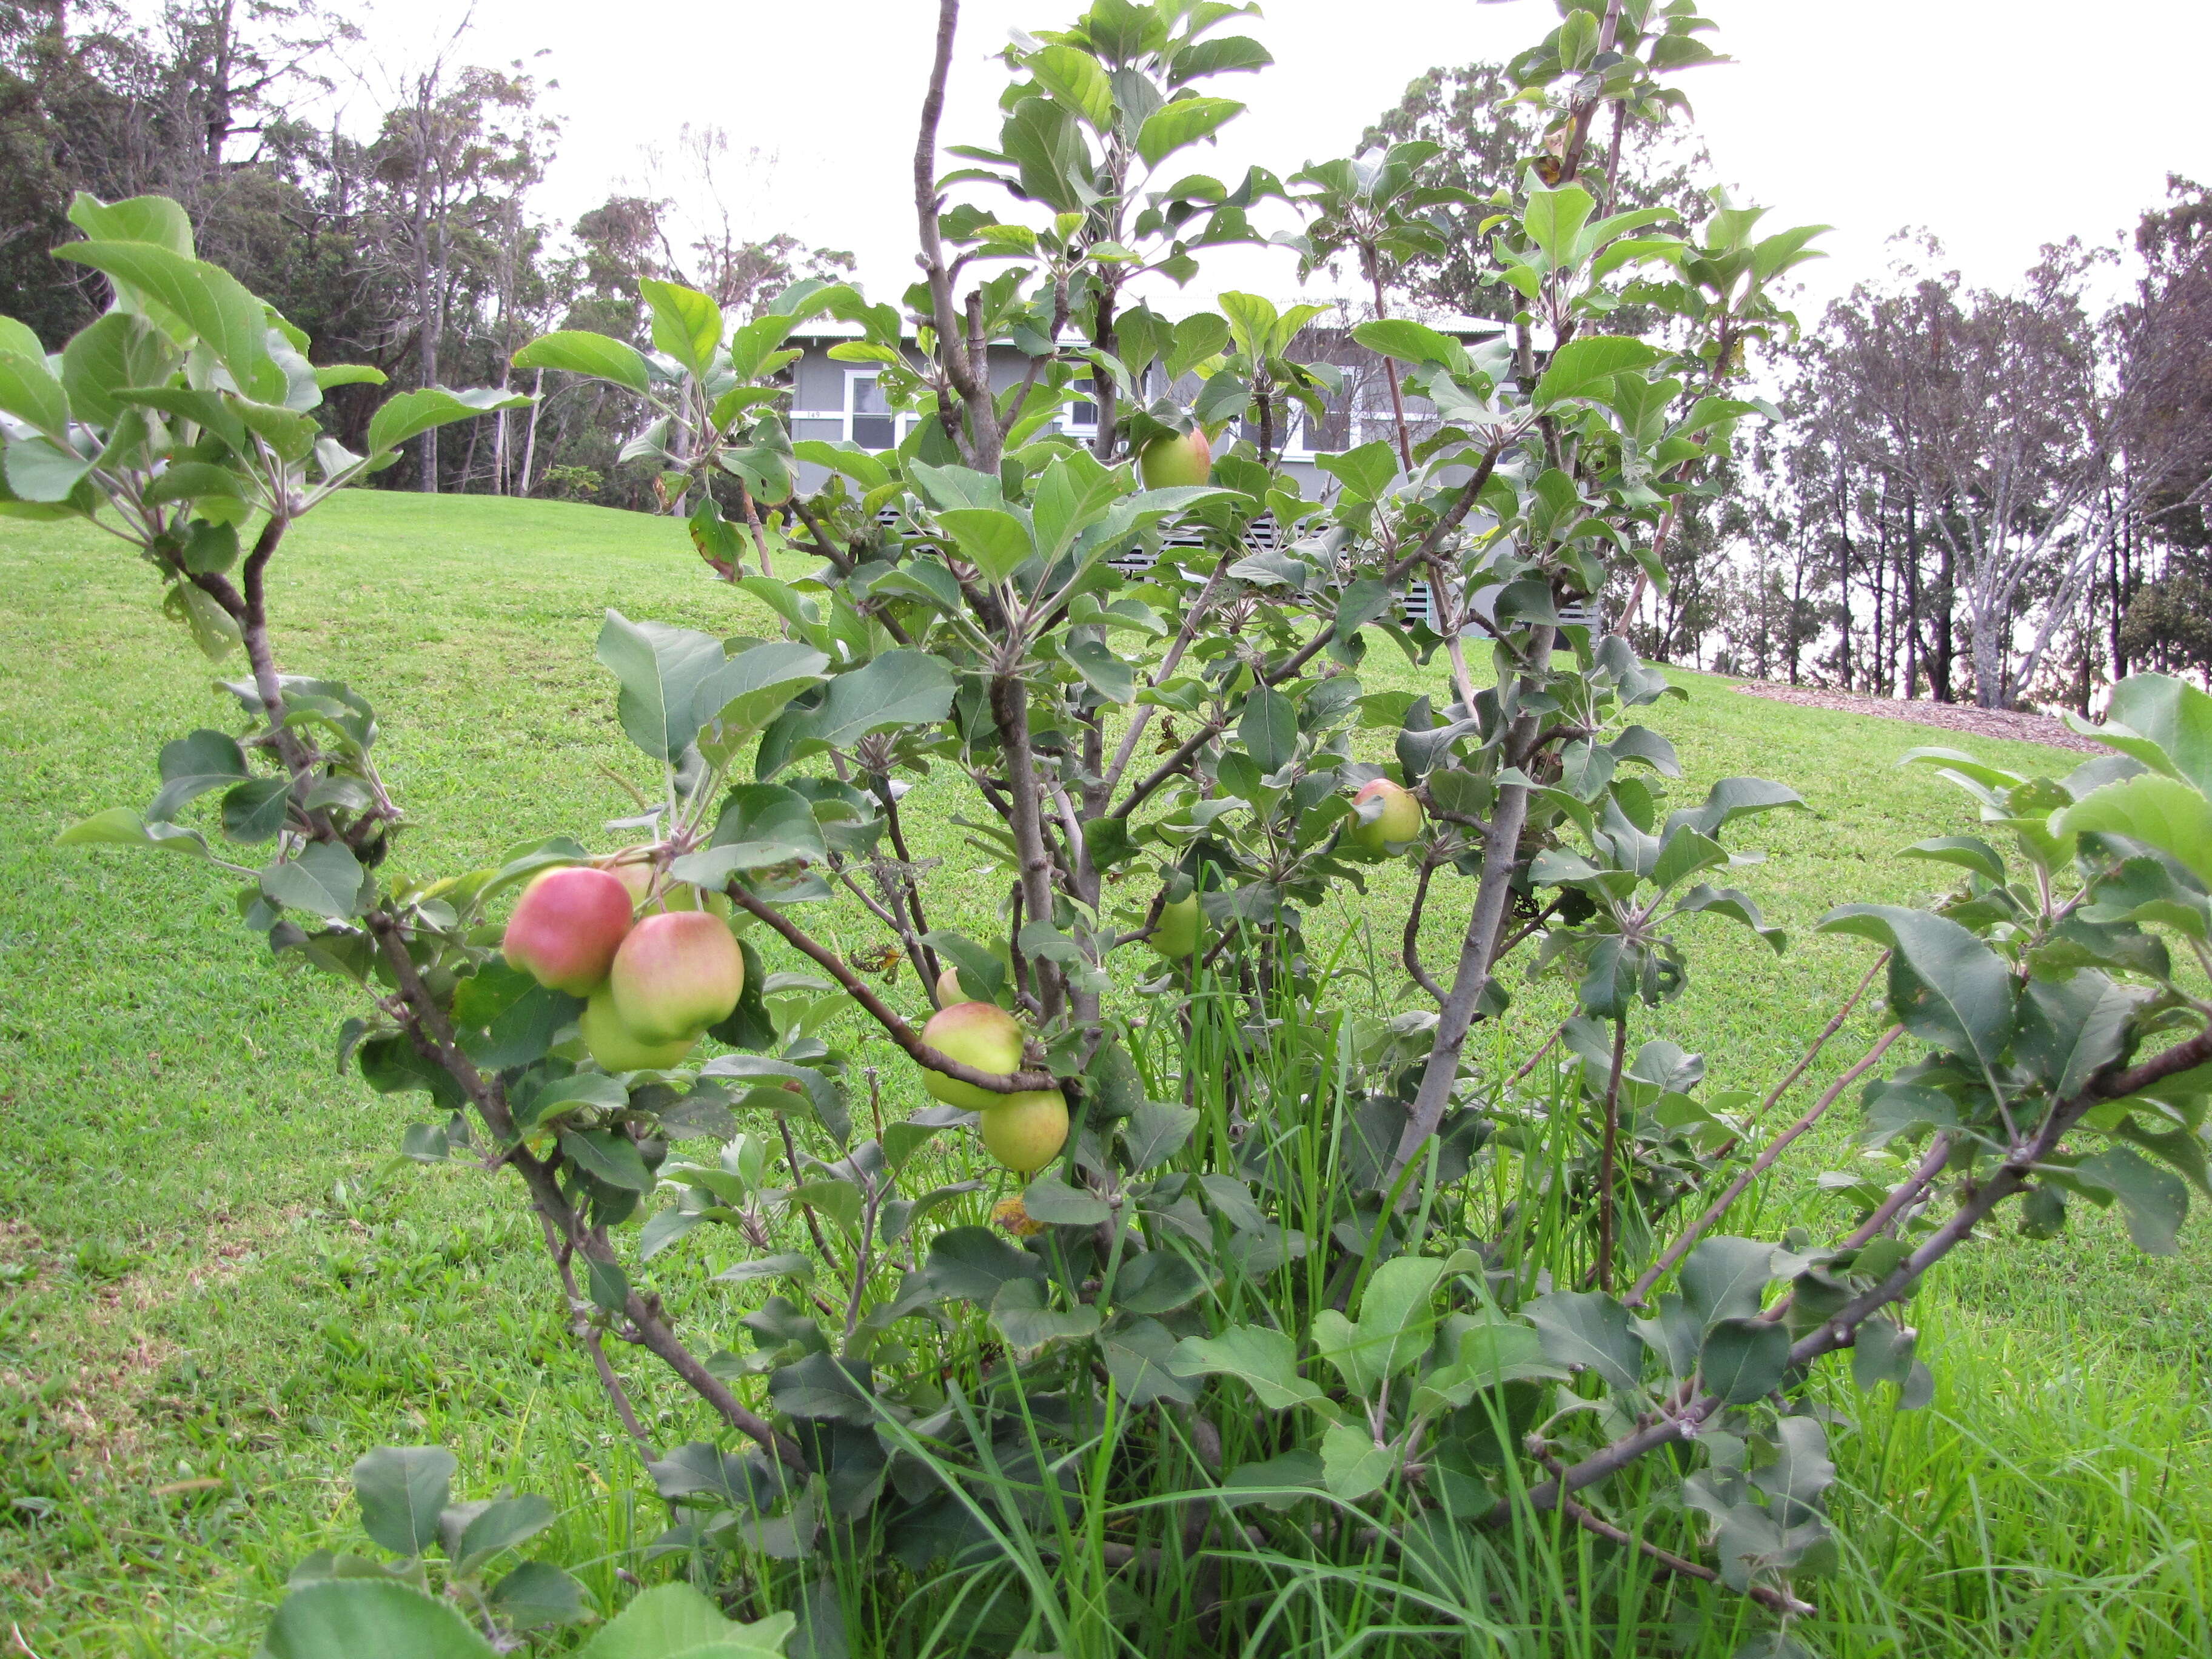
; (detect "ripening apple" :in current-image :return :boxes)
[979,1089,1069,1175]
[1350,777,1423,854]
[581,987,699,1071]
[503,866,634,994]
[936,965,966,1008]
[608,910,746,1043]
[1139,427,1212,489]
[919,1000,1027,1111]
[1150,891,1202,959]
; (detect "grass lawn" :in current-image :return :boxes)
[2,490,2207,1654]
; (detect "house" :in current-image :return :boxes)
[779,318,1602,633]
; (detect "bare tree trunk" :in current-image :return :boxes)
[517,369,543,497]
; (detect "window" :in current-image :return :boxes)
[1062,379,1099,437]
[848,371,896,450]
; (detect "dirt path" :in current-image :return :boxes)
[1732,680,2110,755]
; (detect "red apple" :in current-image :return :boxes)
[919,1000,1027,1111]
[608,910,746,1043]
[1350,777,1423,854]
[503,866,634,994]
[1139,427,1212,489]
[581,987,699,1071]
[979,1089,1069,1175]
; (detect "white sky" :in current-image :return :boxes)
[324,0,2210,320]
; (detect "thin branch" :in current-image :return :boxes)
[1629,1024,1904,1308]
[727,883,1058,1092]
[1535,1453,1816,1618]
[1595,1014,1629,1292]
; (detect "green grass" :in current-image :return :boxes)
[2,491,2207,1655]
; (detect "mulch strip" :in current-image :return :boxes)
[1729,680,2111,755]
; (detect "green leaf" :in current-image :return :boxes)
[1901,835,2006,883]
[486,1561,585,1629]
[575,1583,795,1659]
[1700,1315,1790,1404]
[560,1130,655,1194]
[803,650,956,751]
[596,611,728,763]
[2016,971,2147,1101]
[1238,686,1296,773]
[918,1226,1045,1305]
[1348,320,1463,373]
[1524,184,1595,267]
[1526,1290,1643,1392]
[2102,672,2212,797]
[142,461,250,508]
[1059,635,1136,703]
[768,1351,876,1422]
[1818,905,2017,1076]
[61,310,171,426]
[1166,1324,1323,1410]
[1677,1236,1773,1329]
[2076,1146,2190,1254]
[1110,1250,1205,1315]
[640,279,723,377]
[1315,440,1399,503]
[260,840,366,920]
[1318,1421,1393,1499]
[1135,96,1244,167]
[1316,1256,1443,1396]
[366,387,532,458]
[2057,773,2212,887]
[693,641,829,739]
[1534,335,1664,407]
[991,1277,1104,1350]
[937,506,1035,581]
[221,776,291,842]
[0,350,70,437]
[352,1445,455,1557]
[448,1494,555,1575]
[67,192,194,254]
[261,1580,497,1659]
[1030,43,1116,130]
[149,729,249,820]
[513,330,653,395]
[4,434,94,501]
[55,240,281,400]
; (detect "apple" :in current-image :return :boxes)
[503,865,634,994]
[1350,777,1423,854]
[979,1089,1069,1175]
[581,987,699,1071]
[1150,891,1202,959]
[1139,427,1212,490]
[919,1000,1027,1111]
[608,910,746,1043]
[936,964,967,1008]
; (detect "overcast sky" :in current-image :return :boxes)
[340,0,2211,320]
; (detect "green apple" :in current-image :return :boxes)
[608,910,746,1042]
[936,965,966,1008]
[919,1000,1027,1111]
[1139,427,1212,489]
[581,987,699,1071]
[1349,777,1423,854]
[1150,892,1202,959]
[503,865,634,994]
[979,1089,1069,1175]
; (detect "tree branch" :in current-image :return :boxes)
[727,884,1058,1092]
